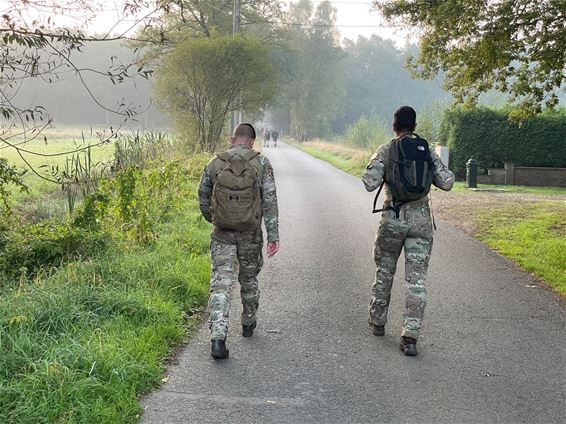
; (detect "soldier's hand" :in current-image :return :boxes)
[266,241,279,258]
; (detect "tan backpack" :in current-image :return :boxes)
[211,150,262,231]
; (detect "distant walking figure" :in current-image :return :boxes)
[362,106,454,356]
[263,129,271,148]
[272,130,279,147]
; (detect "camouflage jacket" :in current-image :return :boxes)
[362,138,455,205]
[198,145,279,241]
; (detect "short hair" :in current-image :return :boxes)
[393,106,416,132]
[233,123,256,139]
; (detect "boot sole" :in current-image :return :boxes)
[242,322,256,337]
[372,325,385,336]
[399,343,418,356]
[211,350,229,359]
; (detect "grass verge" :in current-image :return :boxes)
[452,181,566,195]
[289,139,370,176]
[0,158,212,422]
[474,202,566,294]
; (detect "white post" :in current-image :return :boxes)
[435,146,450,167]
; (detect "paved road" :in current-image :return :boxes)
[142,142,565,423]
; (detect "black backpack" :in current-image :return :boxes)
[373,133,433,214]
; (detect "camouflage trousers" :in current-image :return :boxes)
[369,201,433,340]
[208,227,263,340]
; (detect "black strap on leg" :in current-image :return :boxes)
[373,182,406,218]
[372,182,385,214]
[429,191,437,231]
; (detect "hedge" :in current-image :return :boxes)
[438,108,566,178]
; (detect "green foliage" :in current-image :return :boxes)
[0,203,211,422]
[0,151,212,422]
[344,114,390,149]
[155,35,277,152]
[0,158,28,214]
[0,221,108,282]
[114,131,174,169]
[377,0,566,120]
[475,202,566,295]
[439,108,566,177]
[73,155,209,244]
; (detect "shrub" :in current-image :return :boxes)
[439,107,566,177]
[0,221,108,282]
[344,114,391,149]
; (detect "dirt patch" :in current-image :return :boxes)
[430,189,566,235]
[549,223,566,237]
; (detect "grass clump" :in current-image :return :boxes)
[474,202,566,294]
[291,139,371,176]
[0,150,213,422]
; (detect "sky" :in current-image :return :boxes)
[0,0,411,45]
[287,0,410,45]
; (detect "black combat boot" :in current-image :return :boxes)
[372,325,385,336]
[399,336,418,356]
[211,339,229,359]
[242,322,256,337]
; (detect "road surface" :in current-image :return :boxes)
[142,141,565,423]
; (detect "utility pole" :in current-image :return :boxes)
[231,0,241,133]
[232,0,240,34]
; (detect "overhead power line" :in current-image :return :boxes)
[241,20,390,28]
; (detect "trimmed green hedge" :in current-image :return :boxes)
[439,108,566,177]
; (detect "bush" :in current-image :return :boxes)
[0,221,108,282]
[439,107,566,177]
[344,114,391,149]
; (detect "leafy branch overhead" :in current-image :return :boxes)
[376,0,566,119]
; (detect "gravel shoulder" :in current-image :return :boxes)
[431,188,566,236]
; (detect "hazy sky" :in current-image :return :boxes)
[2,0,410,45]
[288,0,410,45]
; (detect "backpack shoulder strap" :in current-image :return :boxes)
[217,151,232,162]
[243,150,260,162]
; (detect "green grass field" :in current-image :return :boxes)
[2,135,114,198]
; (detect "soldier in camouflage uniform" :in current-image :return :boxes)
[198,123,279,359]
[362,106,454,356]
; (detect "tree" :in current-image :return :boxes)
[376,0,566,119]
[335,35,447,132]
[281,0,345,140]
[154,35,277,152]
[133,0,287,64]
